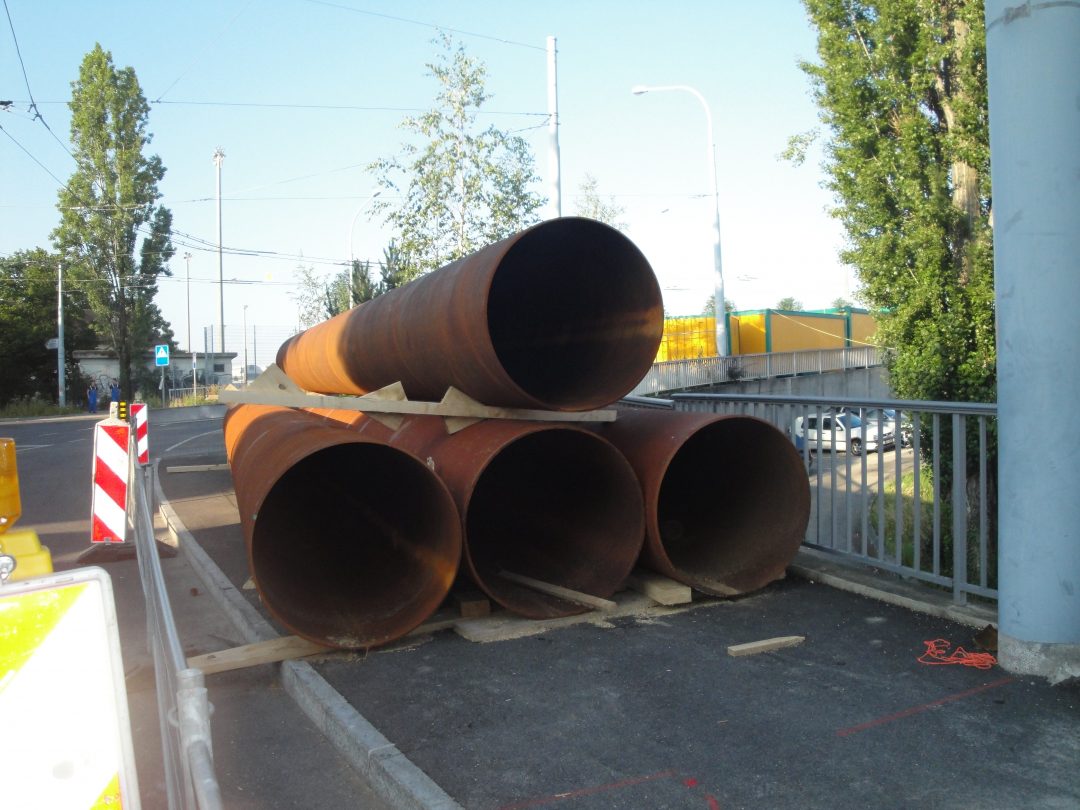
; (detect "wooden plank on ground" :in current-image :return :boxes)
[188,635,331,675]
[624,571,693,606]
[166,463,231,474]
[727,635,805,658]
[498,570,617,611]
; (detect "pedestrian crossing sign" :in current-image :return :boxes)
[154,344,169,367]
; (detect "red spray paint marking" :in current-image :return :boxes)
[836,677,1015,737]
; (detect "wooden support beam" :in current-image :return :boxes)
[187,635,331,675]
[727,635,805,658]
[498,570,617,611]
[624,571,693,606]
[453,589,491,619]
[219,364,617,432]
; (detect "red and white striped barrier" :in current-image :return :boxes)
[131,402,149,465]
[91,420,129,544]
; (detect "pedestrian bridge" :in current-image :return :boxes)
[630,345,885,397]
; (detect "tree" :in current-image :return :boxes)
[52,44,175,399]
[370,34,545,279]
[798,0,994,405]
[776,297,803,311]
[292,264,329,329]
[702,295,736,316]
[831,296,854,310]
[574,173,627,230]
[0,250,96,406]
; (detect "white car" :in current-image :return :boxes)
[792,411,891,456]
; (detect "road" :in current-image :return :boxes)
[1,410,387,809]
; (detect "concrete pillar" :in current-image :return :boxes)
[986,0,1080,682]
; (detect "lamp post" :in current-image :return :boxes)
[632,84,726,356]
[213,148,225,354]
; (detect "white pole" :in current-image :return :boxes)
[184,251,192,353]
[213,148,225,354]
[57,260,65,407]
[631,84,727,356]
[547,36,562,219]
[242,305,249,387]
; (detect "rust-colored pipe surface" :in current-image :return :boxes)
[309,410,645,619]
[277,218,664,411]
[224,405,461,648]
[593,408,810,596]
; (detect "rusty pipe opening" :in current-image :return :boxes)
[461,427,644,619]
[229,408,460,649]
[652,417,809,595]
[484,218,663,410]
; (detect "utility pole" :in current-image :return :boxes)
[546,36,562,219]
[213,148,225,354]
[242,305,249,386]
[184,251,193,352]
[56,261,65,407]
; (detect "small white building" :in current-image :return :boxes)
[74,348,238,391]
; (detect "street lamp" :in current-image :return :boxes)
[631,84,726,356]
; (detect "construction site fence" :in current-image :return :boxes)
[129,445,223,810]
[629,346,884,397]
[622,391,998,606]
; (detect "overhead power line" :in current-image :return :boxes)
[305,0,546,51]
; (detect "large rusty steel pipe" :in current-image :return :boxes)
[594,409,810,596]
[308,410,645,619]
[277,218,664,411]
[224,405,461,648]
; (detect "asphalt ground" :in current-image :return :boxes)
[157,438,1080,810]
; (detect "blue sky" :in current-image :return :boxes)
[1,0,854,362]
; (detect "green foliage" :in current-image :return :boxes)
[574,173,627,230]
[702,295,736,316]
[370,34,545,277]
[776,297,803,311]
[52,44,175,401]
[831,296,854,309]
[800,0,994,405]
[0,250,96,406]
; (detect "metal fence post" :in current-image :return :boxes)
[952,413,968,605]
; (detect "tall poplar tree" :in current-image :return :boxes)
[370,34,545,279]
[53,44,175,399]
[799,0,995,404]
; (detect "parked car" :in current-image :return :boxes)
[792,411,891,455]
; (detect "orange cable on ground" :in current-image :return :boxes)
[917,638,997,669]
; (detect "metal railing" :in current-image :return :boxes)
[629,345,884,396]
[129,444,223,809]
[641,392,997,605]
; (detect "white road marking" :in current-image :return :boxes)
[164,430,221,453]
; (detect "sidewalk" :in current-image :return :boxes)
[156,446,1080,810]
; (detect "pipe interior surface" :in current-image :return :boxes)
[251,441,459,647]
[487,220,663,409]
[656,418,808,592]
[464,429,644,618]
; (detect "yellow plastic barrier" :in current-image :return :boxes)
[0,437,53,580]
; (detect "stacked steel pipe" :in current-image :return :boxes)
[224,405,461,648]
[226,217,810,648]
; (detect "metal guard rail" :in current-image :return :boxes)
[128,440,223,809]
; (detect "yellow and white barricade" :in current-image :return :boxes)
[0,566,141,808]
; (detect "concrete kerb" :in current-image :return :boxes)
[788,546,998,630]
[152,461,463,810]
